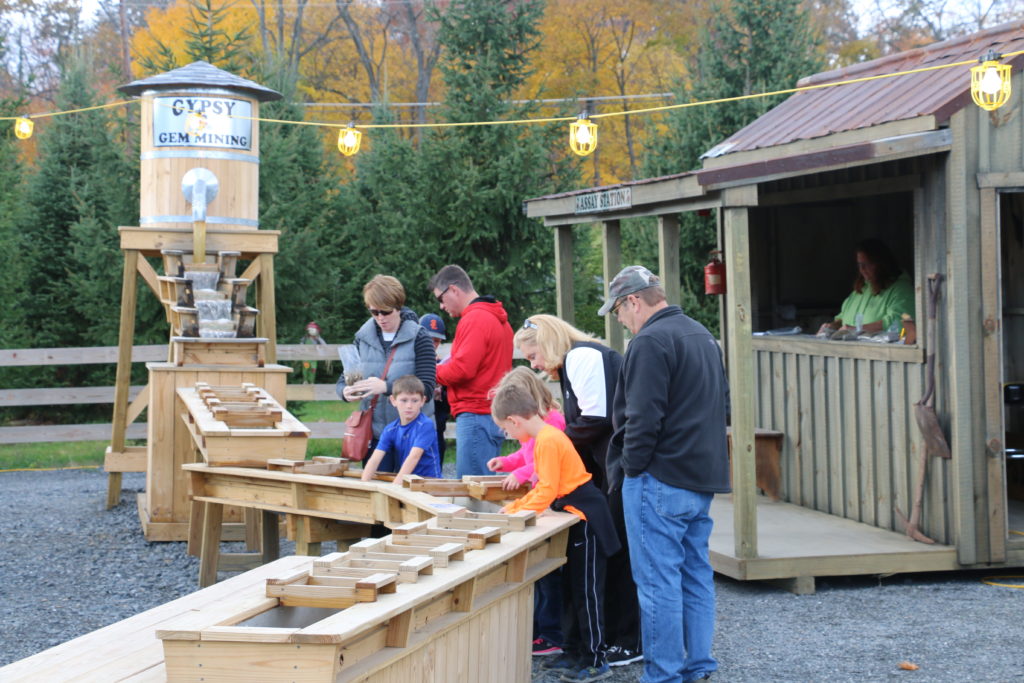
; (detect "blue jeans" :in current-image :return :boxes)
[623,472,717,683]
[454,412,504,477]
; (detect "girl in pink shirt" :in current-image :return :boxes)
[487,366,564,490]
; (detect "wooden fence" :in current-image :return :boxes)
[0,344,359,445]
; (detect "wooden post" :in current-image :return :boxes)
[658,214,681,307]
[261,510,280,564]
[107,249,140,509]
[602,220,624,353]
[554,224,575,325]
[723,196,757,560]
[979,186,1006,563]
[198,500,224,587]
[946,111,978,566]
[257,253,277,364]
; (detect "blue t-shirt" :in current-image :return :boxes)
[375,412,441,478]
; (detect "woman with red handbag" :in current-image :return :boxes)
[336,275,437,469]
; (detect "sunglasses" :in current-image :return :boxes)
[610,297,626,315]
[435,284,452,304]
[368,308,394,317]
[522,319,538,329]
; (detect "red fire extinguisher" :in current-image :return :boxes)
[704,250,726,295]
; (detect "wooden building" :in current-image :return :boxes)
[524,22,1024,590]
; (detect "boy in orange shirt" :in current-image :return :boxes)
[493,374,620,683]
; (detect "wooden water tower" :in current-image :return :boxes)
[106,62,293,540]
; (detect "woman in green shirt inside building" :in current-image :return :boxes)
[816,238,915,340]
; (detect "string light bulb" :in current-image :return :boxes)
[970,49,1012,111]
[569,113,598,157]
[14,117,33,140]
[185,111,208,136]
[338,123,362,156]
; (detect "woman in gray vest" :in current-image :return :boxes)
[337,275,436,468]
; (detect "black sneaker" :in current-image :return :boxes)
[532,636,563,656]
[606,646,643,667]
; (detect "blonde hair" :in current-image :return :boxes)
[363,275,406,311]
[502,366,559,414]
[513,314,600,379]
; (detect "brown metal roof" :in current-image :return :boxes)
[709,20,1024,158]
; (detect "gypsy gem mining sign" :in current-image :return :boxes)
[153,96,253,150]
[574,187,632,214]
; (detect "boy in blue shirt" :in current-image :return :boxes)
[361,375,441,484]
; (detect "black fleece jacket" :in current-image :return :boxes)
[606,305,731,494]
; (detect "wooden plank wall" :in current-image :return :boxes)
[753,349,953,544]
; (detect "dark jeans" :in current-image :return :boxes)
[605,485,642,651]
[534,569,563,644]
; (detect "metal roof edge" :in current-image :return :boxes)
[696,129,952,190]
[798,19,1024,87]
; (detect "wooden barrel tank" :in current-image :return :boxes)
[119,61,282,232]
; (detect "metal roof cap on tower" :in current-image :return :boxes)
[118,60,282,101]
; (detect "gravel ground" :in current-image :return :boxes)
[1,468,1022,682]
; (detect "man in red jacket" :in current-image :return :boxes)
[430,264,513,477]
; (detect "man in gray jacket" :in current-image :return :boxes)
[602,265,730,683]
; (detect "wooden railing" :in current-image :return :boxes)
[0,344,356,445]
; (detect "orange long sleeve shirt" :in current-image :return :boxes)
[504,424,592,520]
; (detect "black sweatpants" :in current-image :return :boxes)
[562,518,608,669]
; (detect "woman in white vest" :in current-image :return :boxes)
[337,275,436,468]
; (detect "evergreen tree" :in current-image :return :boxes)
[254,61,339,351]
[330,109,432,331]
[11,57,140,400]
[137,0,253,74]
[0,96,29,353]
[642,0,823,331]
[332,0,578,329]
[416,0,577,325]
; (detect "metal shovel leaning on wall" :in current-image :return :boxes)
[896,273,951,544]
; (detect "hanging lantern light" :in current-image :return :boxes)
[13,117,34,140]
[970,49,1012,111]
[569,112,597,157]
[185,111,208,136]
[337,123,362,156]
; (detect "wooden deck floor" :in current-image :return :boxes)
[709,495,959,583]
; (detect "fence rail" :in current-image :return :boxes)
[1,344,355,445]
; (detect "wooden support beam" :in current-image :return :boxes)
[723,202,758,560]
[199,501,225,587]
[658,213,681,307]
[108,249,140,510]
[135,255,162,300]
[261,510,280,564]
[602,219,624,354]
[554,224,575,325]
[451,577,476,612]
[979,186,1006,563]
[256,253,277,363]
[385,608,414,648]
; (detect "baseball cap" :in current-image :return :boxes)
[597,265,661,316]
[419,313,446,340]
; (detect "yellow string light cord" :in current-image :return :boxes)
[0,99,136,121]
[5,47,1023,132]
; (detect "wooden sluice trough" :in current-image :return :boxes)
[1,509,576,683]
